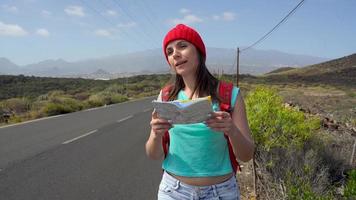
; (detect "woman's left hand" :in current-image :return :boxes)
[205,111,236,137]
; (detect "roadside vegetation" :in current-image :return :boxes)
[244,86,355,199]
[0,74,169,124]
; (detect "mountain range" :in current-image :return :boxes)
[0,47,328,79]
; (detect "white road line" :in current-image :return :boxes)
[143,108,152,112]
[62,130,97,145]
[117,115,133,123]
[84,106,103,112]
[0,115,62,129]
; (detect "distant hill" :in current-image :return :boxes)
[0,58,20,74]
[0,48,328,78]
[263,53,356,87]
[265,67,296,74]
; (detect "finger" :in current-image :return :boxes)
[153,118,171,125]
[152,110,158,119]
[152,124,172,131]
[156,125,172,130]
[209,111,221,117]
[217,111,230,119]
[206,117,230,124]
[151,119,172,127]
[210,111,230,119]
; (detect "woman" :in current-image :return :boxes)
[145,24,255,200]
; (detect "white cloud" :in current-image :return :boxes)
[1,5,18,13]
[179,8,190,14]
[36,28,50,37]
[170,14,203,25]
[117,22,137,28]
[212,12,236,21]
[104,10,117,16]
[212,15,220,21]
[41,10,52,16]
[0,21,28,36]
[222,12,235,21]
[94,29,112,37]
[65,5,85,17]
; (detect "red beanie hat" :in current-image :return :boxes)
[163,24,206,62]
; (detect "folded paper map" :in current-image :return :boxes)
[152,96,213,124]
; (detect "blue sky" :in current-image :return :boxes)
[0,0,355,65]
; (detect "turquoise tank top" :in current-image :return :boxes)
[162,87,240,177]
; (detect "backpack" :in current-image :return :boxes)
[160,81,240,173]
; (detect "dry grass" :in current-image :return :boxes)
[237,82,355,199]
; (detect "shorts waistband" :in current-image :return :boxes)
[162,171,236,191]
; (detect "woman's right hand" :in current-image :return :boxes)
[150,110,173,137]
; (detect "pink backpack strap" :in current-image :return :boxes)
[218,81,241,173]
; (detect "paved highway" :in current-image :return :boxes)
[0,97,163,200]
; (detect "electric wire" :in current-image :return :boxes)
[241,0,305,52]
[110,0,161,48]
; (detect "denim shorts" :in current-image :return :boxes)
[158,171,240,200]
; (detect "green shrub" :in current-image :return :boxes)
[41,97,84,116]
[286,170,333,200]
[87,91,128,107]
[87,94,105,107]
[48,90,66,98]
[73,92,90,101]
[245,86,319,151]
[245,87,336,199]
[344,169,356,199]
[2,98,31,114]
[41,103,67,115]
[110,94,128,104]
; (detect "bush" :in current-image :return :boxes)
[41,97,84,116]
[245,86,319,151]
[244,87,341,199]
[87,91,128,107]
[87,94,105,107]
[7,114,22,123]
[73,92,90,101]
[344,169,356,199]
[110,94,128,104]
[2,98,31,114]
[286,170,333,200]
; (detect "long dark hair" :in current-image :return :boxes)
[166,50,220,103]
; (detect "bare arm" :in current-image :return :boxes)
[227,93,255,161]
[206,92,255,162]
[145,111,172,160]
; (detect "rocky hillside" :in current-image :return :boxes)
[263,53,356,87]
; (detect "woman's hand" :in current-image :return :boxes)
[150,110,173,137]
[146,110,173,160]
[205,111,236,137]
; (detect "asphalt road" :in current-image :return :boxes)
[0,97,163,200]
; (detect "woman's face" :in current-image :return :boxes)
[165,40,199,77]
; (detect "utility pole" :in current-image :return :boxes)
[236,47,240,86]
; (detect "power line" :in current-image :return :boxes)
[241,0,305,52]
[110,0,161,47]
[95,0,151,47]
[99,0,156,45]
[136,0,166,35]
[78,0,150,49]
